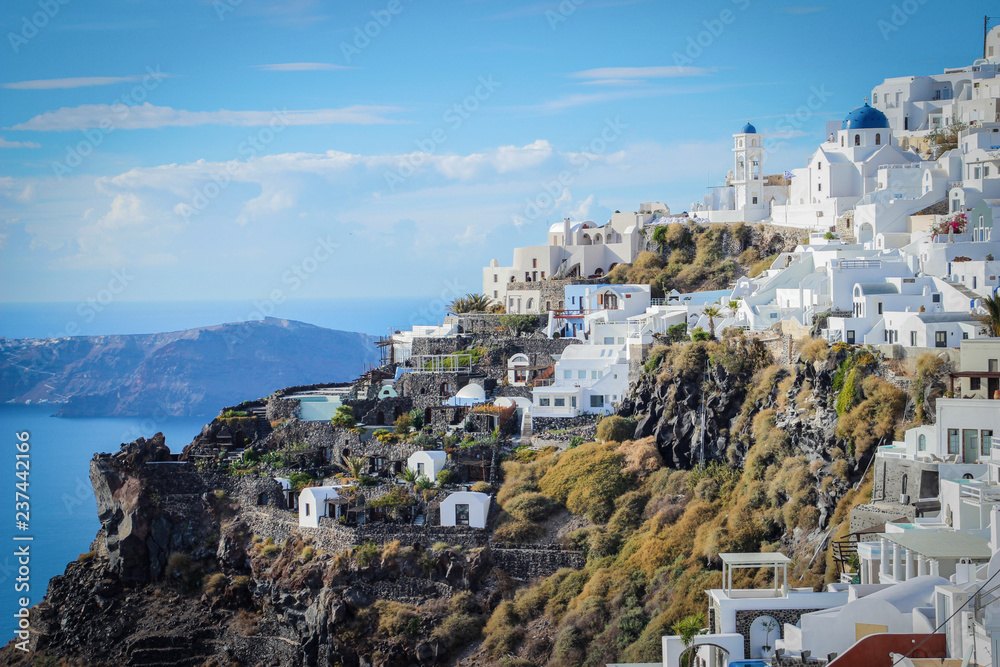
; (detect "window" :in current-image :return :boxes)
[493,291,497,298]
[935,331,947,348]
[417,462,424,476]
[876,133,881,145]
[932,293,941,303]
[554,397,566,407]
[984,430,995,455]
[604,336,615,344]
[564,370,572,379]
[305,503,311,516]
[539,397,550,406]
[918,434,926,451]
[873,92,878,104]
[877,302,883,315]
[841,136,845,147]
[911,331,918,346]
[590,395,605,408]
[818,183,822,192]
[971,377,982,391]
[948,429,960,455]
[493,274,498,283]
[532,258,537,268]
[578,370,587,379]
[989,359,998,372]
[901,474,907,496]
[752,196,758,204]
[541,272,545,279]
[571,396,577,408]
[855,134,861,146]
[455,504,470,526]
[847,330,856,344]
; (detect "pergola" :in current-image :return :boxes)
[719,552,791,597]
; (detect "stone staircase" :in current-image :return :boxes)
[520,410,533,439]
[413,513,426,526]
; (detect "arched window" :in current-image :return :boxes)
[918,434,926,451]
[875,133,881,145]
[855,134,861,146]
[526,298,533,310]
[901,474,908,497]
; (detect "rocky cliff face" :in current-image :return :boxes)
[0,318,378,416]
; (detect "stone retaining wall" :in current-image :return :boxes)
[489,546,586,580]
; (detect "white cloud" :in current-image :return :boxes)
[570,66,714,80]
[570,194,595,220]
[254,63,356,71]
[0,137,40,149]
[3,74,173,90]
[9,103,404,131]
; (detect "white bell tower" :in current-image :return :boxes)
[733,120,764,214]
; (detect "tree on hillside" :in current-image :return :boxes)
[331,405,355,428]
[702,306,721,339]
[450,293,494,314]
[978,293,1000,337]
[337,454,365,480]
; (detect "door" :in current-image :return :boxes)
[989,377,999,398]
[964,429,980,463]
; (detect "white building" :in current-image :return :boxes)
[440,491,490,529]
[692,121,790,223]
[870,26,1000,139]
[771,102,924,233]
[407,450,447,480]
[298,486,347,528]
[483,202,668,306]
[531,344,628,418]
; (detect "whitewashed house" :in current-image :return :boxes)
[298,486,347,528]
[406,450,447,480]
[531,344,628,418]
[440,491,490,529]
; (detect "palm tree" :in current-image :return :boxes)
[727,300,740,313]
[337,454,366,480]
[449,293,494,314]
[398,466,419,485]
[672,612,705,667]
[978,293,1000,337]
[702,306,721,339]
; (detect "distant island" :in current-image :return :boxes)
[0,318,379,417]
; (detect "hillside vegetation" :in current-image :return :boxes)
[606,221,805,295]
[470,334,927,666]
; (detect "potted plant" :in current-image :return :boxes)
[760,618,778,658]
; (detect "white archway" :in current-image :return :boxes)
[749,615,780,658]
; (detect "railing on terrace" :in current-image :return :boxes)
[838,259,883,270]
[960,484,1000,504]
[410,354,473,373]
[532,378,556,387]
[650,298,666,306]
[993,436,1000,450]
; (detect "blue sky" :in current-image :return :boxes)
[0,0,995,305]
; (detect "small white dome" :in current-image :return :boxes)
[455,383,486,400]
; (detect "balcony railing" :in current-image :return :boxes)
[960,484,1000,504]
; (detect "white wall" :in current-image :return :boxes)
[440,492,490,528]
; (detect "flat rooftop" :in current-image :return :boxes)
[879,530,992,560]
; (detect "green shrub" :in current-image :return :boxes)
[331,405,356,427]
[596,415,637,443]
[354,541,380,567]
[568,435,585,448]
[436,469,456,485]
[202,572,227,596]
[504,492,555,523]
[539,441,634,524]
[431,611,482,647]
[301,546,316,562]
[493,520,543,543]
[690,327,710,342]
[471,481,493,493]
[261,544,281,559]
